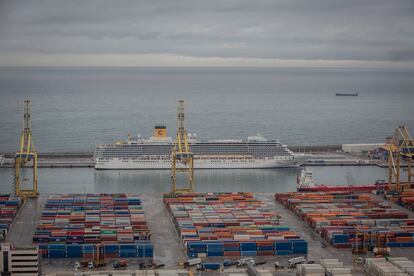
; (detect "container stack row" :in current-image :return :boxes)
[320,259,352,276]
[297,259,353,276]
[386,190,414,212]
[275,191,414,248]
[364,257,409,276]
[164,192,307,257]
[387,257,414,275]
[38,243,153,259]
[33,194,153,259]
[0,194,21,241]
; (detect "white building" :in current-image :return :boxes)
[0,243,39,276]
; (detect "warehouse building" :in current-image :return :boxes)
[0,243,39,276]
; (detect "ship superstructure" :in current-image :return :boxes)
[95,126,299,169]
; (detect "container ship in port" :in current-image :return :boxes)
[296,169,387,192]
[95,125,305,170]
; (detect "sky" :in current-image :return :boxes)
[0,0,414,68]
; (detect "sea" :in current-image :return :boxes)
[0,67,413,194]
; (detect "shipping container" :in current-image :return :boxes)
[275,191,414,250]
[164,192,307,257]
[32,194,153,259]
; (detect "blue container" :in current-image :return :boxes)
[67,245,82,252]
[201,263,220,270]
[240,242,256,251]
[144,249,153,257]
[291,242,307,248]
[274,242,290,250]
[104,244,119,253]
[187,252,198,258]
[292,249,307,254]
[257,246,273,251]
[82,244,95,253]
[207,251,223,257]
[188,242,206,249]
[48,250,66,258]
[119,249,136,257]
[275,250,292,255]
[48,244,66,250]
[332,234,349,244]
[66,251,82,258]
[223,247,239,251]
[240,251,257,256]
[386,242,400,248]
[207,243,223,252]
[120,244,136,250]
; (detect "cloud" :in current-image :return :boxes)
[0,0,413,67]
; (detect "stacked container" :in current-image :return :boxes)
[0,194,21,240]
[320,259,352,276]
[388,257,414,275]
[275,191,414,249]
[386,190,414,212]
[364,258,408,276]
[33,194,153,259]
[296,264,324,276]
[164,192,307,257]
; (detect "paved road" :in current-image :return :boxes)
[7,197,44,246]
[259,193,365,276]
[142,193,187,268]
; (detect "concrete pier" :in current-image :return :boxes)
[0,149,388,168]
[6,192,414,275]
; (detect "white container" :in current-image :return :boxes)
[323,263,344,269]
[320,259,340,265]
[328,268,351,275]
[303,264,324,275]
[388,257,409,262]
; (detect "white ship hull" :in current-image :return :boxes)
[95,156,300,170]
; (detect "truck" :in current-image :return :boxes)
[237,258,255,267]
[113,259,128,269]
[183,258,202,268]
[373,247,390,257]
[196,263,221,271]
[288,256,307,268]
[223,260,237,267]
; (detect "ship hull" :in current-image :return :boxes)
[95,157,299,170]
[297,185,385,192]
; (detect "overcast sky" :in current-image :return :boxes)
[1,0,414,67]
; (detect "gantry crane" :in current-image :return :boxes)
[397,126,414,184]
[383,125,414,192]
[15,100,38,199]
[171,100,195,193]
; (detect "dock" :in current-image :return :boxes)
[5,192,414,275]
[0,147,391,168]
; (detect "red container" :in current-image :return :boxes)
[224,251,241,256]
[257,251,274,256]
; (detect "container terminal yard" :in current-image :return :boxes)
[1,100,414,276]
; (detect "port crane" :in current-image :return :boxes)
[15,100,38,199]
[353,231,390,258]
[171,100,195,193]
[383,125,414,192]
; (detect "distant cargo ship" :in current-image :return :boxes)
[95,126,305,169]
[335,92,358,96]
[296,169,386,192]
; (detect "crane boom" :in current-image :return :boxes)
[171,100,195,193]
[15,100,38,199]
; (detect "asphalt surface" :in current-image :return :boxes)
[5,192,414,275]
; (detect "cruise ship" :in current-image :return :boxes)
[95,126,303,169]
